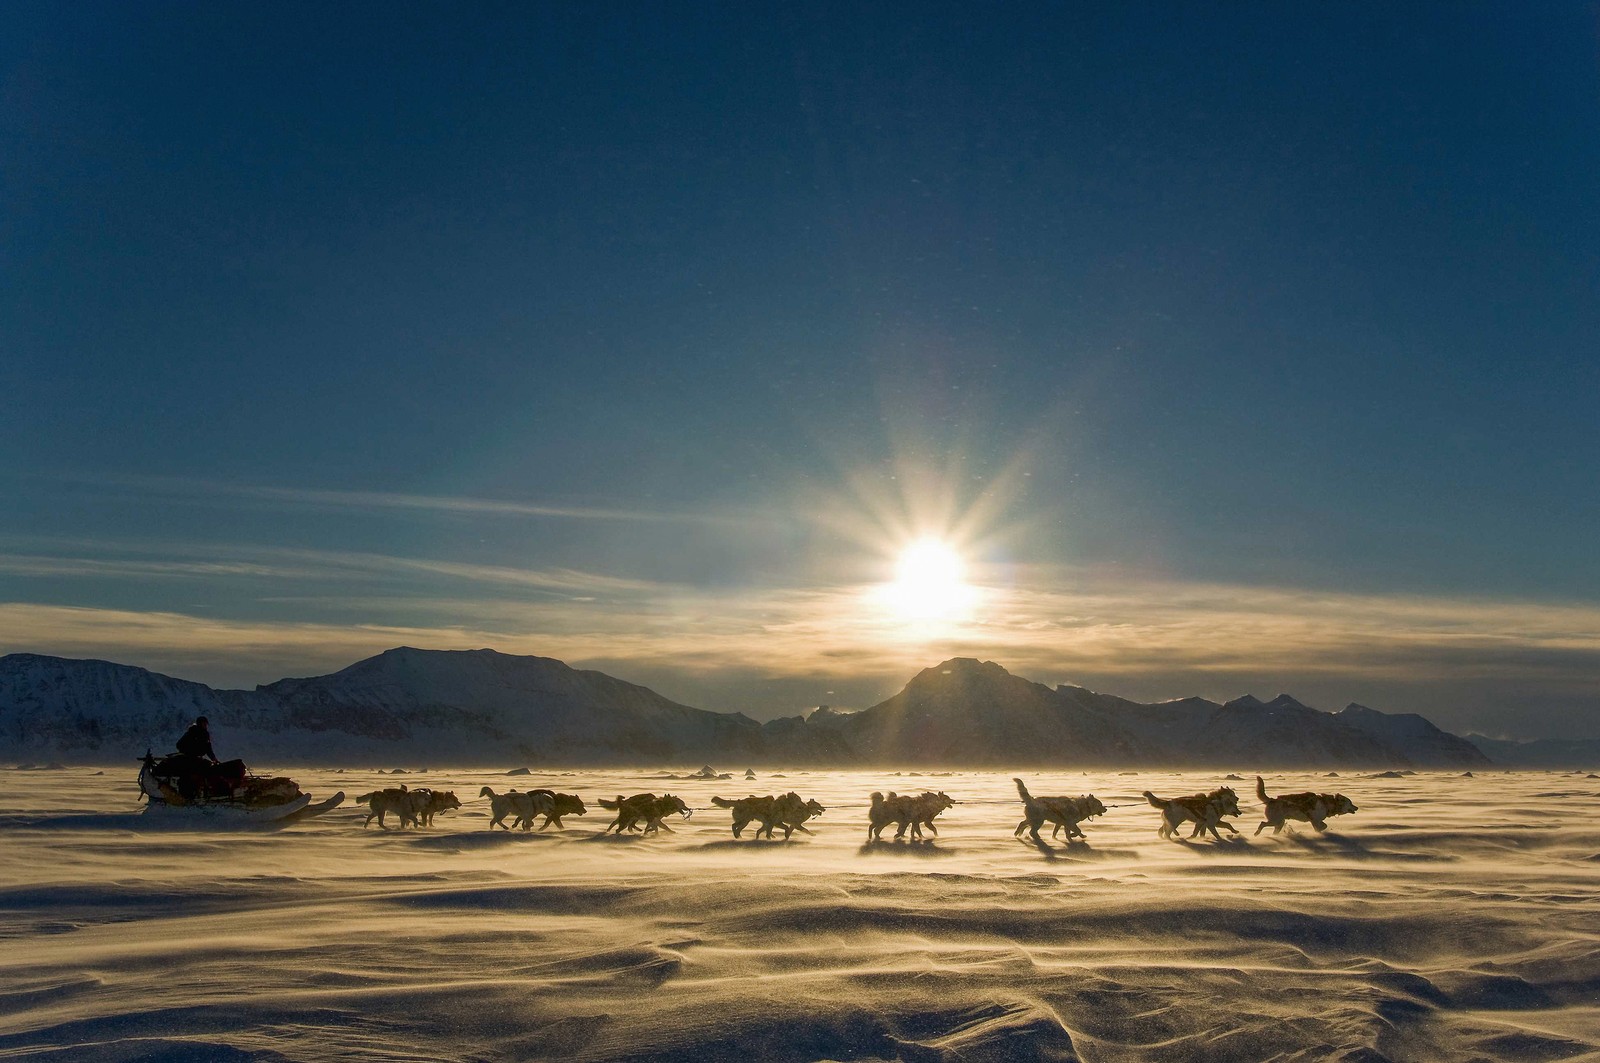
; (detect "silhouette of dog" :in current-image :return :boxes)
[866,791,899,840]
[524,789,586,830]
[771,792,826,839]
[1143,786,1242,841]
[479,786,550,830]
[713,792,825,839]
[905,790,955,839]
[713,794,781,838]
[600,793,691,834]
[407,788,460,827]
[1255,776,1358,834]
[356,786,416,829]
[1013,778,1107,842]
[867,790,954,841]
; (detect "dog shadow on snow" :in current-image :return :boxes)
[1277,831,1436,862]
[695,837,809,850]
[1167,833,1254,852]
[857,838,954,858]
[1016,835,1139,862]
[583,830,668,843]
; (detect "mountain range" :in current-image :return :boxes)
[1460,734,1600,770]
[0,647,1500,768]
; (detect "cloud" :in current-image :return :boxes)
[56,474,763,527]
[0,554,310,580]
[0,543,670,598]
[4,566,1600,708]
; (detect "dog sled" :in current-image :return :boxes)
[137,751,345,823]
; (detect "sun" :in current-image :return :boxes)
[881,538,975,624]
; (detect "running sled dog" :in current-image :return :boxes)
[479,787,587,831]
[711,792,825,839]
[480,786,547,831]
[356,787,410,828]
[600,793,692,835]
[1013,778,1107,842]
[357,785,459,828]
[867,790,955,841]
[1255,776,1358,834]
[409,788,460,826]
[1143,786,1243,841]
[526,789,587,829]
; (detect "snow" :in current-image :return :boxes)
[2,766,1597,1061]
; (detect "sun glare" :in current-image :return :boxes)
[882,539,975,625]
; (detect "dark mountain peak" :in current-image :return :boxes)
[1154,696,1225,712]
[924,657,1010,678]
[901,658,1052,704]
[354,646,563,672]
[1333,703,1491,765]
[1334,702,1446,736]
[1053,682,1147,715]
[2,651,201,691]
[1223,693,1321,716]
[2,652,57,667]
[5,652,143,674]
[807,705,854,720]
[266,646,574,693]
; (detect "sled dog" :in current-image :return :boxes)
[867,790,955,841]
[479,786,551,831]
[1255,776,1358,834]
[712,792,825,839]
[600,793,691,835]
[524,789,586,830]
[407,788,460,827]
[771,792,826,839]
[1143,786,1242,841]
[1013,779,1107,842]
[356,785,416,829]
[713,793,781,839]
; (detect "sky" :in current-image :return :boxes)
[2,3,1598,738]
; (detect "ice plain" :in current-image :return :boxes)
[1,767,1598,1062]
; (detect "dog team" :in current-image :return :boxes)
[353,775,1358,841]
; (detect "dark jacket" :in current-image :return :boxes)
[176,722,216,761]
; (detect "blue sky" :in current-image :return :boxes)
[3,4,1597,737]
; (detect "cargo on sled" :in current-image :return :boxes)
[137,750,344,823]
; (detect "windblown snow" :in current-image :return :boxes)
[1,766,1597,1062]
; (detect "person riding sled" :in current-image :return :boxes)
[167,716,247,797]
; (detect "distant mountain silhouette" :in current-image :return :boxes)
[830,658,1487,768]
[260,647,767,763]
[0,648,1490,767]
[1463,733,1600,769]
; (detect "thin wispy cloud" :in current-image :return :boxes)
[0,542,673,599]
[50,473,768,528]
[0,554,309,581]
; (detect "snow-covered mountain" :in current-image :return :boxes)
[0,648,769,765]
[833,659,1489,768]
[0,653,286,757]
[1,649,1492,767]
[260,647,766,763]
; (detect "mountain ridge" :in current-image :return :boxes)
[1463,733,1600,769]
[0,648,1491,768]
